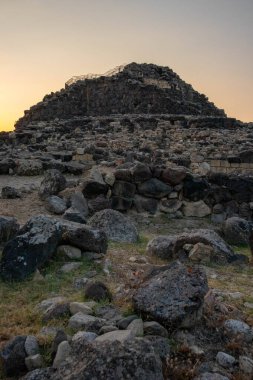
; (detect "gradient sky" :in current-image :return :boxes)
[0,0,253,131]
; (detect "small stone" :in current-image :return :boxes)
[127,319,143,337]
[69,302,93,315]
[99,325,119,335]
[51,330,68,357]
[189,242,214,264]
[73,277,89,289]
[84,281,112,302]
[32,270,44,282]
[68,312,106,331]
[244,302,253,309]
[25,336,39,356]
[59,262,81,273]
[224,319,253,342]
[216,351,236,369]
[57,245,82,260]
[53,341,71,368]
[25,354,44,371]
[117,315,139,329]
[143,321,168,338]
[239,356,253,374]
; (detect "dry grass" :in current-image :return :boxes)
[0,257,100,348]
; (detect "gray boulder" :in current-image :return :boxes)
[133,261,208,331]
[39,169,66,200]
[147,229,237,264]
[87,209,138,243]
[0,216,62,281]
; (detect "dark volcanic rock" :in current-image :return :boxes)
[84,281,112,302]
[82,180,108,199]
[1,186,21,199]
[0,216,20,243]
[183,176,210,201]
[0,158,16,174]
[133,261,208,330]
[39,169,67,200]
[0,216,62,281]
[138,178,172,199]
[0,335,27,377]
[223,217,251,245]
[87,209,138,243]
[133,194,158,214]
[60,219,107,254]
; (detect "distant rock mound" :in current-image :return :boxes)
[15,62,225,130]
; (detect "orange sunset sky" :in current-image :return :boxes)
[0,0,253,132]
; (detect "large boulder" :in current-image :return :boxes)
[87,209,138,243]
[23,339,163,380]
[223,217,251,245]
[147,229,237,264]
[133,261,208,330]
[39,170,67,200]
[0,216,20,243]
[0,216,62,281]
[60,219,108,253]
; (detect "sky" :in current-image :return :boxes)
[0,0,253,131]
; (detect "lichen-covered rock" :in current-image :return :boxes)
[87,208,138,243]
[23,339,164,380]
[133,261,208,330]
